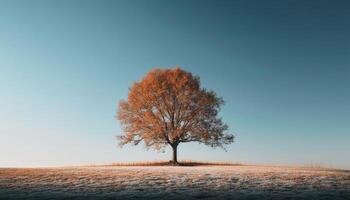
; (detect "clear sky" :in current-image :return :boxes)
[1,0,349,169]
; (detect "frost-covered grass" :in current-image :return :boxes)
[0,165,349,199]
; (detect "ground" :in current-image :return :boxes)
[0,165,349,199]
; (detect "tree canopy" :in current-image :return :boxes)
[117,67,234,164]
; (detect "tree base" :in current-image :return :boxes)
[169,160,180,166]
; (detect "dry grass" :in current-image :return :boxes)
[0,165,349,199]
[105,160,243,167]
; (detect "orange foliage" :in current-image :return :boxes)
[117,68,234,161]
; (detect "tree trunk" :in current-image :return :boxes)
[171,144,179,166]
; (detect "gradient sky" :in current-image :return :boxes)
[1,0,349,169]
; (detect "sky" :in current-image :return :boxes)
[0,0,349,169]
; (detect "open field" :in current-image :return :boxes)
[0,165,349,199]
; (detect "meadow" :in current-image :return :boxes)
[0,163,349,199]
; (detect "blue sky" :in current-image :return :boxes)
[0,0,349,168]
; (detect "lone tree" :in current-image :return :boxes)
[117,68,234,165]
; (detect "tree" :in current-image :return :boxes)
[116,67,234,165]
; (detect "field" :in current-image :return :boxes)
[0,164,349,199]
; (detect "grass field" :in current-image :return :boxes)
[0,164,349,199]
